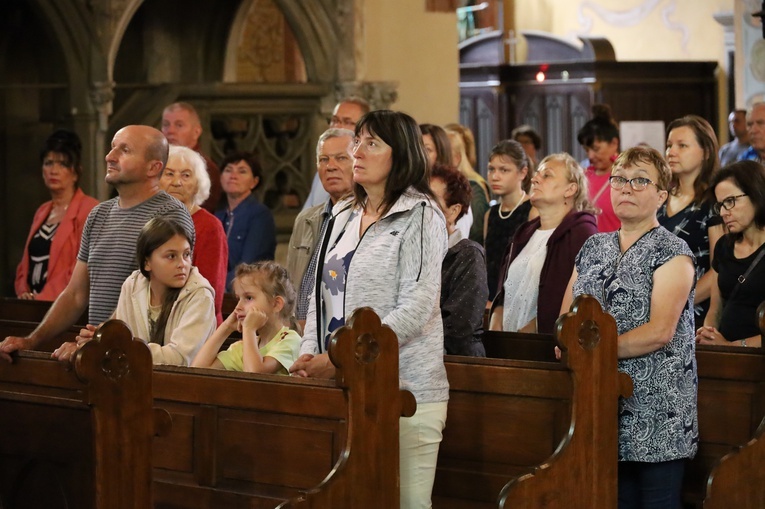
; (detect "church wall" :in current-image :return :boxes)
[362,1,459,125]
[513,0,730,63]
[511,0,733,139]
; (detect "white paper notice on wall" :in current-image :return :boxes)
[619,121,666,153]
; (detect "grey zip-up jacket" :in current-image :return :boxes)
[301,188,450,404]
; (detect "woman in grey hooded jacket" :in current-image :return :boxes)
[291,110,449,509]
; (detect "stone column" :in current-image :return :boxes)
[88,81,116,199]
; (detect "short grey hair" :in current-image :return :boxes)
[316,128,354,161]
[748,101,765,118]
[167,145,211,206]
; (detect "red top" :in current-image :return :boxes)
[192,208,228,324]
[15,188,99,301]
[586,169,620,233]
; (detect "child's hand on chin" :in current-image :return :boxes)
[242,307,268,333]
[222,311,239,333]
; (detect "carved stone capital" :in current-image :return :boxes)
[90,81,116,116]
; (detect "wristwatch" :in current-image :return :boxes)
[741,338,748,347]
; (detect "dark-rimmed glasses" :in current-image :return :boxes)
[713,194,747,215]
[608,175,659,191]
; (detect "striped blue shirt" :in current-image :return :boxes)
[77,192,194,324]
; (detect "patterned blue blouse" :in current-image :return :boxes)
[573,227,698,462]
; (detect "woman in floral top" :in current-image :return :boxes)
[561,146,697,509]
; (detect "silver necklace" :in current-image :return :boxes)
[497,191,526,220]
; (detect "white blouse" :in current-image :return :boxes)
[502,228,554,332]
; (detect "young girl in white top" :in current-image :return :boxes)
[57,216,216,366]
[193,261,300,374]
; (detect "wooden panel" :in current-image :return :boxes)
[154,405,196,473]
[218,411,338,488]
[0,320,155,509]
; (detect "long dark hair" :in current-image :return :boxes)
[666,115,719,205]
[354,110,433,215]
[137,217,191,344]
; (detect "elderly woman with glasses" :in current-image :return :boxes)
[696,160,765,348]
[561,145,697,509]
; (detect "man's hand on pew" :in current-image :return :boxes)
[290,353,336,379]
[52,342,78,362]
[76,324,97,346]
[0,336,32,363]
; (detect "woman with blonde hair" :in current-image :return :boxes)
[490,153,597,334]
[447,125,490,243]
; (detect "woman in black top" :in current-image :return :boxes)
[484,139,534,300]
[697,160,765,347]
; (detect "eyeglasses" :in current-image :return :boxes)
[713,194,747,215]
[328,116,357,129]
[608,175,659,191]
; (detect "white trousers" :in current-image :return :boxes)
[399,401,448,509]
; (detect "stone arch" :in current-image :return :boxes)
[30,0,109,110]
[104,0,145,82]
[225,0,340,84]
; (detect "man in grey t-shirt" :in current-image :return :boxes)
[1,125,193,362]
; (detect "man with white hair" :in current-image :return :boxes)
[162,102,222,211]
[302,98,370,210]
[287,128,355,326]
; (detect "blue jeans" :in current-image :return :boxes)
[618,459,686,509]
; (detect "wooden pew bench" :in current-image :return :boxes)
[0,307,412,509]
[0,318,80,352]
[434,294,631,508]
[0,320,155,509]
[0,297,88,327]
[479,320,765,508]
[687,344,765,509]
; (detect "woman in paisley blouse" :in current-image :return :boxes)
[661,115,724,327]
[561,146,697,509]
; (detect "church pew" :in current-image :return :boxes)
[481,329,557,362]
[0,318,80,353]
[0,296,88,327]
[433,294,632,508]
[150,307,414,509]
[0,307,413,509]
[703,415,765,509]
[0,320,156,509]
[479,319,765,508]
[687,343,765,509]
